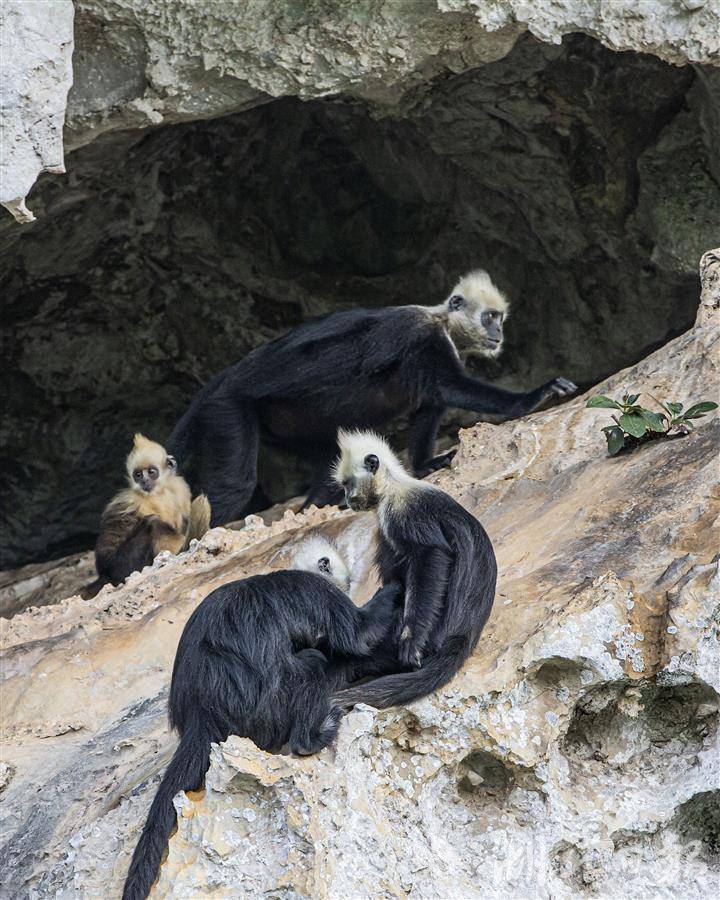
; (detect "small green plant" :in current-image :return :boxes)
[586,392,717,455]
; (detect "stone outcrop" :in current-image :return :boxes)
[0,0,74,222]
[1,251,717,898]
[63,0,720,149]
[8,0,718,225]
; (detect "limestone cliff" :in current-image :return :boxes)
[1,250,717,897]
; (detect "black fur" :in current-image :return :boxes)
[168,306,569,524]
[122,570,398,900]
[333,484,497,710]
[81,515,156,599]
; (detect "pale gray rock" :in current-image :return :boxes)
[4,1,719,222]
[66,0,720,148]
[0,0,74,222]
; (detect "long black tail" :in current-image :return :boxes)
[332,634,470,710]
[166,371,225,463]
[166,401,200,463]
[122,721,211,900]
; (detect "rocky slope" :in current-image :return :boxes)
[1,250,718,898]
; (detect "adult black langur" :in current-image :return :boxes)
[167,270,577,524]
[121,537,399,900]
[331,429,497,711]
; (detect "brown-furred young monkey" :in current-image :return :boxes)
[81,434,210,599]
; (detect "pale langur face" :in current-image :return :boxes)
[316,550,351,592]
[128,451,176,493]
[445,271,509,359]
[336,452,381,512]
[292,539,351,592]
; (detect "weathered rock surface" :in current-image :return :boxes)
[65,0,720,147]
[7,0,717,222]
[0,0,74,223]
[1,252,718,897]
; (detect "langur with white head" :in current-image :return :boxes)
[167,267,576,522]
[331,428,497,710]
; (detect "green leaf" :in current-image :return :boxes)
[640,410,666,432]
[587,396,621,409]
[683,401,718,419]
[604,425,625,455]
[665,401,683,415]
[619,412,648,438]
[626,394,640,405]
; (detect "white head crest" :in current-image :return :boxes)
[292,534,351,592]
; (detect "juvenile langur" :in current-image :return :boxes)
[331,429,497,710]
[121,537,399,900]
[81,435,211,599]
[291,534,351,592]
[167,269,577,523]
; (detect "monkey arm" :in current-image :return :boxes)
[320,580,404,689]
[357,579,404,647]
[147,516,187,555]
[439,371,577,418]
[399,547,453,669]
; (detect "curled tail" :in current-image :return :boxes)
[332,634,470,711]
[122,721,211,900]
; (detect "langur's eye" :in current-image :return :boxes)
[148,467,159,479]
[364,454,379,474]
[133,470,142,480]
[448,294,465,311]
[166,456,177,470]
[481,309,503,327]
[318,557,331,574]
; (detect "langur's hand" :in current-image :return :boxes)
[542,377,577,400]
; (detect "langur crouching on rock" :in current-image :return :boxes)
[121,536,398,900]
[331,429,497,710]
[81,434,211,599]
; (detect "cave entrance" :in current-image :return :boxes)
[1,33,717,568]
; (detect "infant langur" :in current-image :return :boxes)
[290,534,351,592]
[122,535,397,900]
[82,434,211,599]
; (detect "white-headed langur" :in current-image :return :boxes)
[121,536,399,900]
[81,434,211,599]
[167,270,577,524]
[330,429,497,710]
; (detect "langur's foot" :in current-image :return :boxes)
[398,626,424,669]
[414,449,457,478]
[291,706,343,756]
